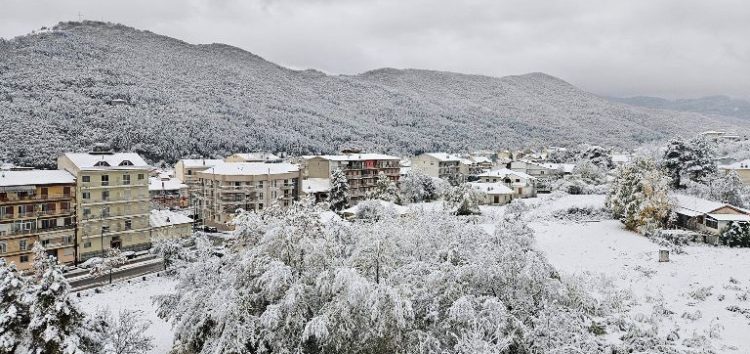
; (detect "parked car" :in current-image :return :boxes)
[79,257,103,269]
[202,225,218,233]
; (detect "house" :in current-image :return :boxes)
[302,178,331,204]
[195,162,303,230]
[477,169,536,198]
[411,153,463,182]
[148,209,194,241]
[224,153,283,163]
[460,156,494,176]
[509,160,570,178]
[469,182,514,206]
[719,160,750,184]
[674,194,750,242]
[58,149,152,260]
[303,153,401,204]
[699,130,741,142]
[0,170,77,270]
[148,174,189,209]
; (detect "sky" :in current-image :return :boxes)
[1,0,749,99]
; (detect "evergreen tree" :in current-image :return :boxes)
[684,135,717,183]
[606,159,673,232]
[27,255,87,354]
[662,137,688,188]
[328,168,350,211]
[0,260,30,354]
[721,221,750,248]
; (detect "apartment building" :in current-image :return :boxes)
[411,153,463,182]
[196,162,302,230]
[149,173,189,209]
[303,154,401,203]
[174,159,223,193]
[0,170,77,270]
[58,151,151,260]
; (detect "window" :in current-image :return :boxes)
[82,191,90,200]
[63,187,71,196]
[258,203,264,210]
[82,175,90,183]
[102,207,110,217]
[101,175,109,186]
[84,241,92,248]
[125,218,132,230]
[705,218,719,229]
[64,217,73,226]
[138,174,145,180]
[41,239,50,247]
[64,236,73,244]
[94,161,110,167]
[0,242,6,254]
[101,226,110,234]
[102,191,110,201]
[20,255,29,263]
[257,181,264,188]
[19,240,28,251]
[123,174,131,185]
[83,208,91,217]
[187,170,193,175]
[119,160,134,166]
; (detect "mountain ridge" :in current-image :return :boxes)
[0,20,746,167]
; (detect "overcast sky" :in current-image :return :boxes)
[1,0,748,99]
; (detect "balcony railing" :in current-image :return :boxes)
[0,193,73,204]
[0,209,74,221]
[0,225,75,238]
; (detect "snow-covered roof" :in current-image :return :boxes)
[179,159,224,168]
[706,213,750,222]
[228,153,281,162]
[148,177,188,191]
[149,209,193,228]
[302,178,331,193]
[422,153,463,162]
[540,163,575,173]
[0,170,75,187]
[63,152,149,170]
[719,159,750,170]
[674,194,732,215]
[478,168,535,180]
[304,153,401,161]
[201,162,300,176]
[470,156,492,164]
[469,182,514,195]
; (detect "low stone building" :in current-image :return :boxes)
[469,182,514,206]
[477,169,537,198]
[148,209,194,241]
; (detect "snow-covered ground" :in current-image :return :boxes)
[76,274,177,354]
[518,194,750,352]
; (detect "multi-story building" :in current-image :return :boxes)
[149,174,189,209]
[196,162,303,230]
[411,153,463,182]
[303,154,401,203]
[224,153,282,163]
[58,151,151,260]
[0,170,77,270]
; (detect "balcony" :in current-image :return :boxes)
[0,209,75,221]
[0,193,73,204]
[0,225,75,238]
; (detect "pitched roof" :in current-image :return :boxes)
[229,153,281,162]
[539,163,575,173]
[706,213,750,222]
[674,194,732,215]
[63,152,148,169]
[422,153,463,162]
[148,177,188,191]
[178,159,224,168]
[149,209,193,228]
[201,162,300,176]
[469,182,514,195]
[0,170,75,187]
[478,168,535,180]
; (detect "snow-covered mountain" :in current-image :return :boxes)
[609,95,750,121]
[0,21,746,167]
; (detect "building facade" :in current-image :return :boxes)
[412,153,463,182]
[196,162,303,230]
[0,170,77,270]
[58,151,152,260]
[149,174,189,209]
[303,154,401,203]
[477,168,537,198]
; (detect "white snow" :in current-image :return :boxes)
[302,178,331,193]
[62,152,149,169]
[202,162,300,175]
[149,209,194,228]
[148,176,188,191]
[77,275,176,354]
[178,159,224,168]
[477,168,535,180]
[0,169,75,187]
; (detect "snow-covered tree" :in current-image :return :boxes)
[399,169,437,204]
[151,238,185,271]
[89,309,154,354]
[367,171,398,202]
[663,137,689,188]
[606,159,673,232]
[720,221,750,248]
[327,168,350,211]
[662,135,717,188]
[89,248,127,284]
[353,200,398,221]
[0,260,30,354]
[578,145,613,169]
[443,183,481,215]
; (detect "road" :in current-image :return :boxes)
[70,259,165,290]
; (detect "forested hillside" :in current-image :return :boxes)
[0,21,746,167]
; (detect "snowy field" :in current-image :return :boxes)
[518,194,750,352]
[76,274,177,354]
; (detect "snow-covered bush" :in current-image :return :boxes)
[606,159,673,232]
[552,206,610,222]
[720,221,750,248]
[353,200,399,221]
[154,200,674,353]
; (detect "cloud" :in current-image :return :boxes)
[1,0,748,99]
